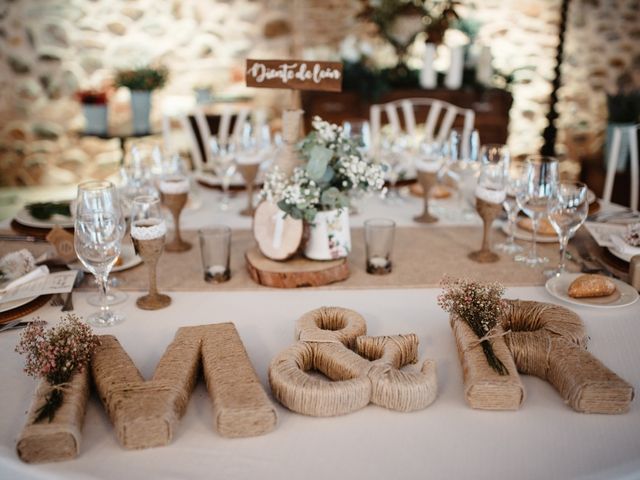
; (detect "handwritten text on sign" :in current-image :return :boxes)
[245,59,343,92]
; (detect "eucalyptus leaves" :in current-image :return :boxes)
[262,117,385,222]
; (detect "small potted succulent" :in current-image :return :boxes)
[114,65,169,135]
[76,89,109,136]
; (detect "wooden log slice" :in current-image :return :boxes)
[245,247,349,288]
[253,201,303,260]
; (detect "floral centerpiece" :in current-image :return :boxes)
[438,276,508,375]
[16,314,99,422]
[262,116,385,260]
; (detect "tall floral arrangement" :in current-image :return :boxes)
[262,116,385,223]
[438,276,508,375]
[16,314,99,422]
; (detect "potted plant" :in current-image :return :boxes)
[606,72,640,173]
[262,117,385,260]
[114,65,169,135]
[76,89,109,136]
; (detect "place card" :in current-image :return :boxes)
[245,59,343,92]
[0,270,77,304]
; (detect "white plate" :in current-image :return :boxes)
[14,207,74,229]
[501,222,558,243]
[68,243,142,273]
[0,295,38,314]
[545,273,639,309]
[587,189,596,205]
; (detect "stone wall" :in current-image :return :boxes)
[0,0,638,186]
[0,0,292,186]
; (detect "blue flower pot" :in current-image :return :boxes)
[83,104,108,136]
[131,90,152,135]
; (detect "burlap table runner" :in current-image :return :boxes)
[0,226,576,291]
[102,226,570,291]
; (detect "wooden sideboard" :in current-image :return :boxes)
[300,88,513,145]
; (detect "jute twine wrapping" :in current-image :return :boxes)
[200,323,277,438]
[451,299,634,413]
[450,317,524,411]
[269,306,437,416]
[16,368,90,463]
[502,300,634,414]
[92,324,276,450]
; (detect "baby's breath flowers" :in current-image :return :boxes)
[438,276,509,376]
[15,314,99,422]
[261,116,385,222]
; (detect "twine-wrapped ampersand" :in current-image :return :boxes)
[269,306,438,416]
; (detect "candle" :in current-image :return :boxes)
[367,256,392,275]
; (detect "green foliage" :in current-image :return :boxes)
[26,201,71,220]
[114,66,169,91]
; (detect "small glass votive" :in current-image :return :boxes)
[364,218,396,275]
[198,226,231,283]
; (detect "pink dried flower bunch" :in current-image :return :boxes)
[438,276,506,334]
[15,313,99,387]
[438,276,508,376]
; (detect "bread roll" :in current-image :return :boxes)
[517,217,556,236]
[568,274,616,298]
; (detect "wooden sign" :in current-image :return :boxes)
[245,59,343,92]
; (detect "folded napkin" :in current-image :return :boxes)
[0,265,50,295]
[611,234,640,257]
[0,249,36,282]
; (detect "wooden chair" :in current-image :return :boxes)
[370,98,476,158]
[602,124,639,211]
[175,106,252,173]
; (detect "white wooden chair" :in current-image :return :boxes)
[602,124,639,211]
[370,98,476,158]
[177,106,252,173]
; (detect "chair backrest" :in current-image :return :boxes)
[179,106,253,172]
[370,98,476,157]
[603,124,639,211]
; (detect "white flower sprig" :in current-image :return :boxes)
[261,116,384,222]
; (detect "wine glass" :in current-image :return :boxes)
[496,161,525,255]
[130,195,171,309]
[414,141,444,223]
[236,123,268,216]
[159,174,191,252]
[546,181,589,277]
[379,134,411,203]
[444,129,481,218]
[515,156,559,266]
[74,180,125,327]
[468,146,507,263]
[210,136,237,210]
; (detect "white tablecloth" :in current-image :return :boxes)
[1,287,639,480]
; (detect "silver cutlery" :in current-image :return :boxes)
[61,270,84,312]
[50,293,65,307]
[0,319,46,333]
[573,245,621,280]
[0,234,47,243]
